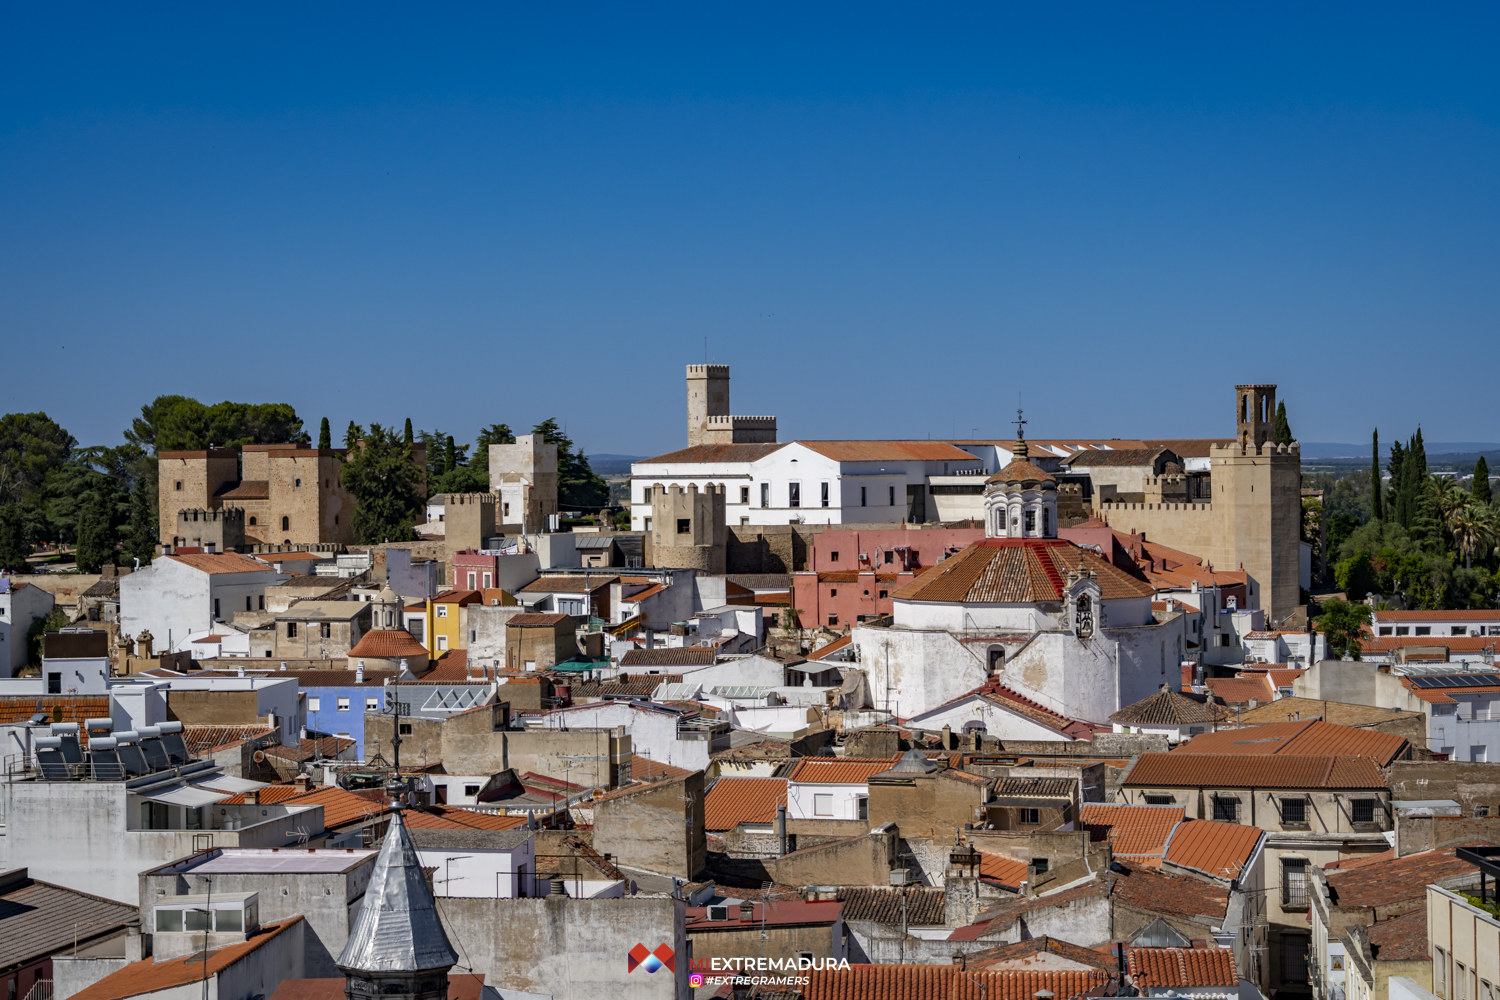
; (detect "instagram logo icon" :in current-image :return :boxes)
[688,974,705,988]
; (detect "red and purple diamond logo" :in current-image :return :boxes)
[627,943,676,974]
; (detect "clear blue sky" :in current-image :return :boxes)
[4,4,1498,457]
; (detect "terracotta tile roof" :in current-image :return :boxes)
[519,577,616,593]
[183,724,276,756]
[1325,848,1395,870]
[978,851,1028,888]
[1203,674,1274,704]
[215,480,270,500]
[1235,697,1422,728]
[1108,859,1229,921]
[260,736,357,760]
[1163,820,1264,880]
[801,964,1109,1000]
[1364,635,1500,653]
[1325,843,1487,909]
[617,584,665,603]
[1128,947,1237,988]
[430,589,485,605]
[574,674,683,698]
[1363,908,1431,961]
[986,459,1057,485]
[965,936,1119,973]
[1066,448,1172,468]
[505,613,571,626]
[1129,753,1387,790]
[0,696,110,725]
[835,886,947,925]
[165,552,279,575]
[893,538,1155,604]
[215,785,386,828]
[421,650,476,682]
[1173,719,1409,765]
[1375,610,1500,621]
[345,628,430,660]
[629,755,694,781]
[68,918,303,1000]
[1110,689,1229,727]
[703,777,787,830]
[620,647,718,667]
[934,679,1100,740]
[1079,804,1183,863]
[808,635,853,660]
[992,776,1073,797]
[280,670,396,688]
[786,756,902,785]
[797,440,977,463]
[637,442,788,465]
[401,808,531,831]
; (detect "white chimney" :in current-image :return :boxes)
[356,661,365,684]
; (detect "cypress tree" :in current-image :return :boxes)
[121,477,155,568]
[445,435,457,475]
[1371,429,1383,521]
[1274,400,1293,445]
[318,417,331,450]
[74,489,113,574]
[1475,456,1492,504]
[1398,429,1428,529]
[0,503,29,573]
[345,421,362,450]
[1388,440,1407,526]
[404,419,414,445]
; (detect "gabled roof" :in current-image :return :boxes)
[893,538,1155,604]
[401,808,530,832]
[800,965,1110,1000]
[1172,719,1408,765]
[924,679,1101,741]
[965,936,1120,973]
[1108,859,1229,922]
[69,918,304,1000]
[1162,820,1263,880]
[0,875,138,971]
[703,777,787,831]
[1362,908,1431,961]
[620,647,718,667]
[1235,696,1422,728]
[835,886,947,926]
[1110,688,1229,727]
[1204,674,1275,705]
[335,811,459,974]
[519,577,617,594]
[1065,448,1171,469]
[1079,804,1183,864]
[1127,753,1387,790]
[1128,947,1238,988]
[796,440,977,463]
[1324,843,1487,909]
[807,634,853,660]
[785,756,903,785]
[637,443,787,465]
[164,552,278,575]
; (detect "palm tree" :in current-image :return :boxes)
[1449,502,1497,570]
[1428,476,1473,554]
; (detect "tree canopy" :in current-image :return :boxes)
[341,423,422,543]
[125,396,308,453]
[1315,598,1373,660]
[532,418,609,510]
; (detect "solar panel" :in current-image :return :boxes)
[1408,674,1500,689]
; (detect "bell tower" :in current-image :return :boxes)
[1236,384,1276,451]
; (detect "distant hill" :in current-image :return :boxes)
[1302,442,1500,460]
[587,453,648,475]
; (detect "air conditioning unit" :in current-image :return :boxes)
[707,905,730,921]
[888,869,909,885]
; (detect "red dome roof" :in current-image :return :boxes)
[347,629,430,660]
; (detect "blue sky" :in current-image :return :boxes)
[3,4,1497,457]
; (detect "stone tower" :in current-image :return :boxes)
[489,434,558,529]
[685,365,777,446]
[336,809,458,1000]
[444,493,496,553]
[648,483,727,573]
[1210,384,1302,624]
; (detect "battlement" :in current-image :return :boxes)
[447,492,497,506]
[686,364,731,378]
[1209,441,1301,458]
[176,507,245,524]
[1098,501,1214,513]
[705,415,777,427]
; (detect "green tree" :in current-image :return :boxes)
[74,482,119,574]
[120,476,156,568]
[341,423,422,543]
[126,397,306,453]
[469,423,515,476]
[0,503,30,573]
[1314,598,1373,660]
[0,412,76,505]
[1387,439,1408,526]
[1334,553,1379,600]
[345,421,363,450]
[1371,429,1383,521]
[1327,512,1361,561]
[1274,400,1293,445]
[532,418,609,510]
[404,419,414,445]
[318,417,332,450]
[1475,456,1492,504]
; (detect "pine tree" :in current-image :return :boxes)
[1474,456,1492,504]
[120,476,155,567]
[1371,429,1383,521]
[1274,400,1293,445]
[318,417,331,450]
[404,419,414,445]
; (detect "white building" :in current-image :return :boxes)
[1373,609,1500,639]
[534,700,727,772]
[410,827,538,898]
[120,553,289,653]
[1243,629,1328,667]
[849,438,1189,724]
[783,756,899,822]
[0,579,56,677]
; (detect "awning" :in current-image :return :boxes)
[136,785,230,808]
[192,775,266,794]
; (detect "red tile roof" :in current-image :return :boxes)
[1364,908,1431,961]
[808,635,853,660]
[1128,947,1238,988]
[978,851,1028,888]
[165,552,279,575]
[629,755,694,781]
[1078,804,1183,864]
[619,647,717,667]
[346,629,430,660]
[987,459,1057,484]
[797,440,978,463]
[1173,719,1408,765]
[0,696,110,725]
[401,808,531,831]
[703,777,787,831]
[801,965,1109,1000]
[785,756,902,785]
[638,443,788,465]
[505,613,572,626]
[931,679,1101,740]
[1204,674,1274,704]
[1108,859,1229,921]
[519,577,616,593]
[69,918,303,1000]
[1129,753,1388,790]
[183,724,276,756]
[1374,610,1500,621]
[893,538,1155,604]
[1162,820,1263,879]
[1324,844,1487,908]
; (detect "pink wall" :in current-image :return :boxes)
[811,527,984,573]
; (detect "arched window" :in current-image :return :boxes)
[248,516,257,526]
[281,516,290,531]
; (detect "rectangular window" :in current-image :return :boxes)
[258,595,265,610]
[213,598,221,619]
[643,517,651,531]
[677,518,691,534]
[409,619,424,642]
[1416,626,1431,636]
[47,674,61,694]
[437,635,449,651]
[366,697,379,710]
[320,622,331,639]
[470,630,476,643]
[827,614,838,627]
[821,483,829,507]
[1436,947,1448,997]
[879,590,888,599]
[1351,799,1376,824]
[436,605,448,618]
[1282,798,1306,823]
[888,485,895,506]
[1459,964,1469,1000]
[761,483,770,508]
[337,697,350,711]
[1212,796,1239,822]
[1396,626,1410,636]
[740,486,750,504]
[1453,626,1470,636]
[856,796,868,820]
[813,794,833,816]
[400,723,412,735]
[1379,626,1393,636]
[1144,795,1174,806]
[884,550,894,564]
[1024,510,1036,534]
[308,697,321,712]
[1474,700,1492,721]
[789,483,800,508]
[287,622,298,638]
[1019,808,1040,825]
[860,486,867,507]
[830,551,839,562]
[246,596,252,612]
[1282,858,1308,907]
[155,908,183,933]
[467,572,476,589]
[1473,746,1488,762]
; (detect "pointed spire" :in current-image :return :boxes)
[336,811,459,975]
